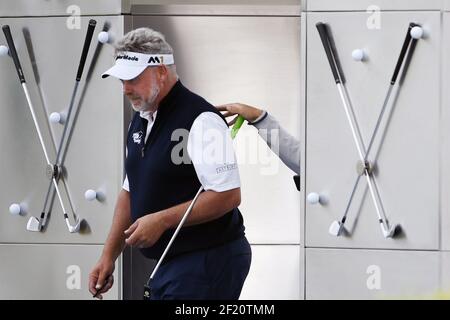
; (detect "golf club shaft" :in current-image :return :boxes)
[338,161,389,230]
[55,19,96,165]
[365,23,418,162]
[340,174,362,223]
[39,20,96,230]
[150,186,204,281]
[338,83,392,227]
[54,81,79,165]
[38,82,80,226]
[51,177,77,230]
[340,85,394,227]
[363,84,394,163]
[22,84,52,165]
[337,84,367,160]
[39,181,54,228]
[363,169,388,225]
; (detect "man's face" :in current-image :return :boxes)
[122,67,161,112]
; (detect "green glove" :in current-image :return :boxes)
[231,116,245,139]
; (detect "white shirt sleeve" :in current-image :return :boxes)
[187,112,241,192]
[122,121,132,192]
[122,175,129,192]
[122,144,130,192]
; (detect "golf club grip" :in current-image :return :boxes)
[76,19,96,81]
[316,22,341,84]
[2,25,25,83]
[391,23,415,84]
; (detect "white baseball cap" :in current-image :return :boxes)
[102,51,175,80]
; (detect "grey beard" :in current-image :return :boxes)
[130,86,160,112]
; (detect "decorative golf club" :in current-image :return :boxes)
[21,27,62,232]
[2,24,69,230]
[2,21,96,233]
[30,19,97,233]
[316,22,421,238]
[333,23,421,238]
[141,115,246,300]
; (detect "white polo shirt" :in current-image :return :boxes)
[123,111,240,193]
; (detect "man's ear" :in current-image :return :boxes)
[158,65,168,82]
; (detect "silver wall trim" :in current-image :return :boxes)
[303,0,444,12]
[0,0,130,17]
[131,4,301,17]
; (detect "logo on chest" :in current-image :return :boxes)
[133,131,144,144]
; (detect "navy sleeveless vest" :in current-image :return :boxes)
[125,81,245,260]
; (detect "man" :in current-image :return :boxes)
[88,28,251,300]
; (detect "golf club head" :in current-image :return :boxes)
[329,220,345,236]
[382,223,400,238]
[66,217,81,233]
[26,216,42,232]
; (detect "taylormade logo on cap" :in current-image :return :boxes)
[116,54,139,61]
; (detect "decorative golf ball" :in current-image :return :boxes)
[9,203,21,215]
[85,189,97,201]
[410,26,423,39]
[98,31,109,44]
[352,49,365,61]
[0,45,8,57]
[307,192,320,205]
[49,112,62,124]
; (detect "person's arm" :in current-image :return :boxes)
[217,103,300,174]
[89,189,132,299]
[124,188,240,248]
[253,113,300,175]
[163,188,240,227]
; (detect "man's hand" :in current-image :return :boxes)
[124,212,168,248]
[89,258,115,300]
[216,103,263,124]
